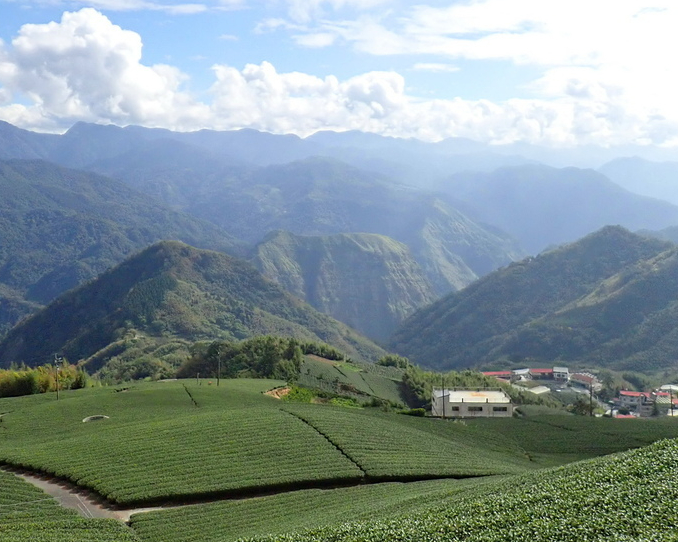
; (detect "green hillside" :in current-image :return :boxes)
[390,226,672,371]
[0,380,528,507]
[501,245,678,371]
[0,159,241,337]
[1,379,677,542]
[253,231,436,341]
[296,355,407,406]
[253,437,678,542]
[0,242,384,370]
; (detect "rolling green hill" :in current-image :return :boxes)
[390,226,674,371]
[252,437,678,542]
[252,231,436,341]
[1,379,677,541]
[0,241,384,370]
[0,159,242,337]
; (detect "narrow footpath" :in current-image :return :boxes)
[1,467,166,522]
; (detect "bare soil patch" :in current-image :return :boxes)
[265,386,291,399]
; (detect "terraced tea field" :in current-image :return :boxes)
[1,379,677,541]
[130,478,496,542]
[297,356,406,405]
[283,404,532,477]
[251,438,678,542]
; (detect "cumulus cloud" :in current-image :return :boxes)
[1,6,678,147]
[0,8,209,130]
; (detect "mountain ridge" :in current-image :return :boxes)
[0,241,385,370]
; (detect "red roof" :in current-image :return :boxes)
[571,373,596,383]
[530,368,553,374]
[619,390,645,397]
[483,371,512,377]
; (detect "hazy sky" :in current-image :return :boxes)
[0,1,676,147]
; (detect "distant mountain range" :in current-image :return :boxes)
[0,242,384,371]
[599,157,678,206]
[390,226,678,372]
[438,164,678,254]
[5,120,678,374]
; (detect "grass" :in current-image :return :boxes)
[0,380,363,505]
[469,414,678,465]
[283,404,534,477]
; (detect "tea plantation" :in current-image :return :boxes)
[1,379,678,541]
[249,438,678,542]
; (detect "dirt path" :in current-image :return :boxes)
[1,467,167,522]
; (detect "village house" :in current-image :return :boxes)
[570,372,602,392]
[529,368,554,380]
[553,366,569,382]
[615,389,678,417]
[618,390,647,410]
[481,371,512,382]
[431,388,513,418]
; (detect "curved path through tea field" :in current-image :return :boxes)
[1,464,483,523]
[1,467,167,522]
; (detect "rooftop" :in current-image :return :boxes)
[444,389,512,404]
[482,371,512,377]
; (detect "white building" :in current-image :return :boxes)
[431,388,513,418]
[553,367,569,382]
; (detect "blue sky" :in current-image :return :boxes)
[0,0,676,148]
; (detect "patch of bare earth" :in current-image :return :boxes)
[265,386,291,399]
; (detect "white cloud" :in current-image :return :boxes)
[282,0,393,24]
[2,6,678,147]
[0,8,209,130]
[412,63,459,73]
[292,32,336,47]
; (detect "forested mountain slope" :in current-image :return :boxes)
[252,231,436,341]
[390,226,673,371]
[0,242,384,370]
[0,159,241,336]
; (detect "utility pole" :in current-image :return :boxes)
[442,375,446,419]
[54,354,63,400]
[216,347,221,387]
[671,387,675,417]
[589,379,594,417]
